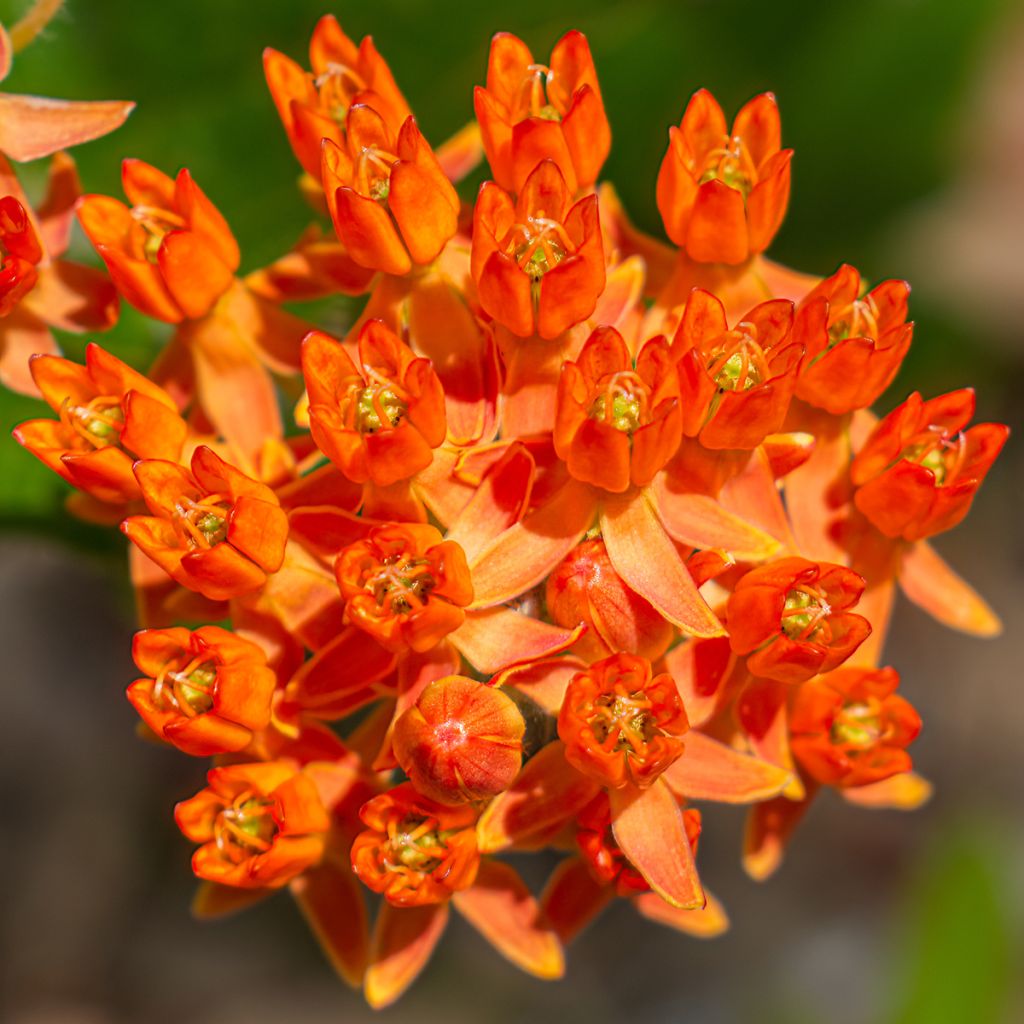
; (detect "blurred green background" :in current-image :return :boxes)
[0,2,1021,1023]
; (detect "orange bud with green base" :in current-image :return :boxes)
[175,761,330,889]
[127,625,275,756]
[394,676,524,804]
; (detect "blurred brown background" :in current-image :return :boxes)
[1,1,1021,1021]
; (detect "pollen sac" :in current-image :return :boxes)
[77,159,240,322]
[302,320,447,487]
[127,625,276,756]
[726,557,871,684]
[792,264,914,415]
[350,782,480,906]
[789,667,922,788]
[122,445,289,602]
[474,30,610,195]
[263,14,412,178]
[471,158,604,339]
[657,89,792,265]
[670,289,802,450]
[393,675,525,804]
[334,523,473,652]
[558,652,689,789]
[174,761,330,889]
[554,327,681,493]
[13,343,187,506]
[546,538,674,661]
[850,389,1009,542]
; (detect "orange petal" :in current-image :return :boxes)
[634,888,729,938]
[600,491,723,638]
[609,779,705,909]
[191,880,273,919]
[685,179,748,265]
[468,478,597,608]
[477,740,600,853]
[450,608,584,675]
[649,477,780,561]
[742,793,814,881]
[291,858,368,988]
[452,859,565,979]
[899,540,1002,637]
[157,229,234,319]
[364,902,448,1009]
[0,93,134,163]
[330,186,411,276]
[662,732,792,804]
[841,771,932,810]
[539,855,613,944]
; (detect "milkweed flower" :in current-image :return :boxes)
[793,264,913,414]
[657,89,792,265]
[471,159,604,339]
[474,30,610,195]
[263,14,411,178]
[393,675,525,804]
[321,110,459,275]
[726,558,871,684]
[123,445,288,601]
[850,389,1009,541]
[13,344,186,505]
[335,522,473,652]
[175,761,330,889]
[558,653,689,790]
[302,321,446,486]
[350,782,480,906]
[789,666,921,788]
[554,327,681,493]
[127,626,275,756]
[670,289,802,449]
[77,159,240,322]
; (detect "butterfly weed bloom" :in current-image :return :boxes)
[4,15,1010,1006]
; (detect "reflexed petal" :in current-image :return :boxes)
[365,902,448,1009]
[662,731,791,803]
[540,855,613,944]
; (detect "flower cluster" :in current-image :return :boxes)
[5,11,1008,1008]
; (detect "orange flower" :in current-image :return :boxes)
[471,159,604,339]
[851,389,1009,542]
[474,30,610,195]
[127,626,275,756]
[558,653,689,790]
[123,445,288,601]
[321,109,459,275]
[554,327,681,493]
[546,538,673,662]
[726,558,871,684]
[670,289,801,449]
[263,14,411,178]
[302,321,446,487]
[393,675,524,804]
[793,265,913,414]
[175,761,330,889]
[577,793,701,897]
[350,782,479,906]
[657,89,792,265]
[335,523,473,652]
[790,667,921,788]
[77,159,240,322]
[1,155,121,396]
[13,343,186,505]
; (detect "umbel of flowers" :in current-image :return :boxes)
[5,9,1009,1009]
